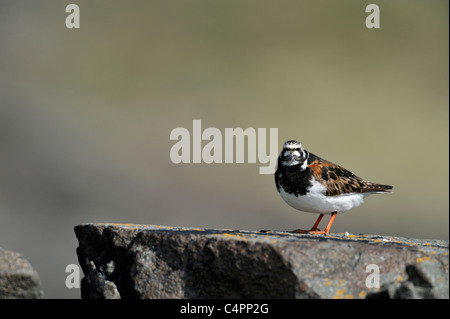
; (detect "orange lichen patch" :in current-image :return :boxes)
[211,233,249,241]
[222,233,239,238]
[394,276,403,284]
[333,289,347,299]
[405,242,418,246]
[358,290,367,298]
[416,256,431,263]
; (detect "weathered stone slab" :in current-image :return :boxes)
[74,223,449,299]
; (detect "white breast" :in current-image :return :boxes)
[278,179,370,215]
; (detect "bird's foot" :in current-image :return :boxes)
[307,229,329,235]
[292,227,321,234]
[292,212,337,235]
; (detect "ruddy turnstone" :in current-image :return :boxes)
[275,140,393,235]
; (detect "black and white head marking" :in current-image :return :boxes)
[279,140,309,170]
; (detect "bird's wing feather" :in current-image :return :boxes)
[308,156,393,196]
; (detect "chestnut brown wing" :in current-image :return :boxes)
[308,158,393,196]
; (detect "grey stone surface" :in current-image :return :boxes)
[367,260,449,298]
[75,223,449,299]
[0,247,44,299]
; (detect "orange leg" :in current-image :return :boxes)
[293,212,338,235]
[293,214,324,233]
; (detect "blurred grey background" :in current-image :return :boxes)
[0,0,448,298]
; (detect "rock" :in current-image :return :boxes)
[367,261,449,299]
[74,223,449,299]
[0,247,44,299]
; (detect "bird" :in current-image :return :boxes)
[275,140,393,235]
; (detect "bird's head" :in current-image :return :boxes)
[278,140,309,169]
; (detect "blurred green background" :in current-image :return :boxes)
[0,0,448,298]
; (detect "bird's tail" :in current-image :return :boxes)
[374,184,393,194]
[361,182,393,194]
